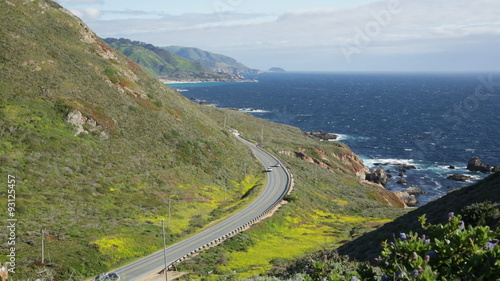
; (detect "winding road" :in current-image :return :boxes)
[113,135,292,280]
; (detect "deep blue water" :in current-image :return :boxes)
[169,72,500,205]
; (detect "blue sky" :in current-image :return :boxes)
[54,0,500,72]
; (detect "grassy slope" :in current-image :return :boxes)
[0,0,262,278]
[337,172,500,262]
[0,1,409,279]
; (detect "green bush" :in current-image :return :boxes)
[377,213,500,280]
[460,201,499,228]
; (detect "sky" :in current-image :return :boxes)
[54,0,500,72]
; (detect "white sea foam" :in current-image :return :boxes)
[328,133,348,141]
[238,108,270,113]
[362,158,417,167]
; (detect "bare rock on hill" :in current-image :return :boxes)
[366,168,388,186]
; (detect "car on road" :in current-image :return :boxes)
[265,167,273,172]
[92,272,121,281]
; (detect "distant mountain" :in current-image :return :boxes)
[104,38,240,81]
[164,46,261,76]
[268,67,286,72]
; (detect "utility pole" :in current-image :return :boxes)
[260,125,264,143]
[41,229,45,264]
[224,185,227,203]
[162,219,168,281]
[168,198,171,228]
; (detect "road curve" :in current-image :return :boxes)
[113,136,291,280]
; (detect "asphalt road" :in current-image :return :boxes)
[113,136,291,280]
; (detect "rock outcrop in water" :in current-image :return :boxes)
[306,130,338,141]
[467,157,500,173]
[447,174,472,182]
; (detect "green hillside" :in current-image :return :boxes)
[0,0,409,279]
[104,38,237,81]
[0,0,262,278]
[165,45,260,76]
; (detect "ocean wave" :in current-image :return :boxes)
[238,108,270,113]
[327,133,348,141]
[362,157,417,168]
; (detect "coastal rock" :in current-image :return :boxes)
[447,174,472,182]
[306,130,338,141]
[406,185,426,195]
[365,168,388,186]
[396,178,408,185]
[394,191,419,207]
[467,157,500,173]
[397,164,418,170]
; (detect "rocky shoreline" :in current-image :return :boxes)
[364,157,498,207]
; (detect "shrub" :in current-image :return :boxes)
[460,201,499,228]
[377,213,500,280]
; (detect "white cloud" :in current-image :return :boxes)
[70,7,101,20]
[77,0,500,71]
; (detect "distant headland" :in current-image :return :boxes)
[268,67,286,72]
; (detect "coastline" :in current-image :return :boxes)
[159,78,259,84]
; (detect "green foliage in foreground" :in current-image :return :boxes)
[378,213,499,280]
[260,208,499,281]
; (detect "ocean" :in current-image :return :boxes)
[168,72,500,205]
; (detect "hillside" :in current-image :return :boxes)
[164,45,260,76]
[337,171,500,261]
[0,0,263,278]
[0,0,409,279]
[104,38,239,81]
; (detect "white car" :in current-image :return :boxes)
[92,272,120,281]
[265,167,273,172]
